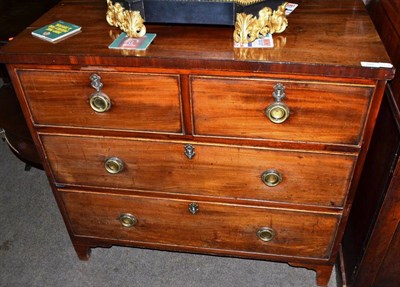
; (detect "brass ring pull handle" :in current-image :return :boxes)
[119,213,137,228]
[257,227,276,242]
[266,102,290,124]
[261,170,282,187]
[104,157,125,174]
[265,83,290,124]
[90,92,111,113]
[89,73,111,113]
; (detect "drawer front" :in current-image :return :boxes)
[17,69,182,133]
[191,76,372,145]
[42,135,356,207]
[61,190,339,259]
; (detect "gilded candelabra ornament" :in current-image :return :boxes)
[233,2,288,44]
[106,0,288,44]
[106,0,146,38]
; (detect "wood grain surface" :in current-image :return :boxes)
[17,68,182,133]
[42,134,356,207]
[0,0,394,80]
[61,189,340,259]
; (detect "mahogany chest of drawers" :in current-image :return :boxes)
[0,0,394,286]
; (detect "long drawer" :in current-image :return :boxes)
[42,134,356,207]
[16,69,182,133]
[61,189,340,259]
[191,76,373,145]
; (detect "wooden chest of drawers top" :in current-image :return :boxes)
[0,0,394,80]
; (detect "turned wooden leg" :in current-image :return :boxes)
[289,263,334,287]
[73,244,91,261]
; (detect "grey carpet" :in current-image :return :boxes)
[0,139,336,287]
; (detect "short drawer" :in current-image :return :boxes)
[17,69,182,133]
[42,134,356,207]
[191,76,373,145]
[61,190,339,259]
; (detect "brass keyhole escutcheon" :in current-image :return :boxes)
[261,170,282,187]
[104,157,125,174]
[184,144,196,159]
[119,213,137,228]
[257,227,276,242]
[89,92,111,113]
[265,102,290,124]
[188,203,199,215]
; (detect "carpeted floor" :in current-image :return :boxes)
[0,139,336,287]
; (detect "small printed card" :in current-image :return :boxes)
[108,33,156,50]
[234,34,274,48]
[31,20,81,43]
[360,61,393,68]
[286,3,299,15]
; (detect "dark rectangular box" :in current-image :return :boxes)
[113,0,285,26]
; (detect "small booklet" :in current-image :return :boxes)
[234,34,274,48]
[31,20,81,43]
[109,33,156,50]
